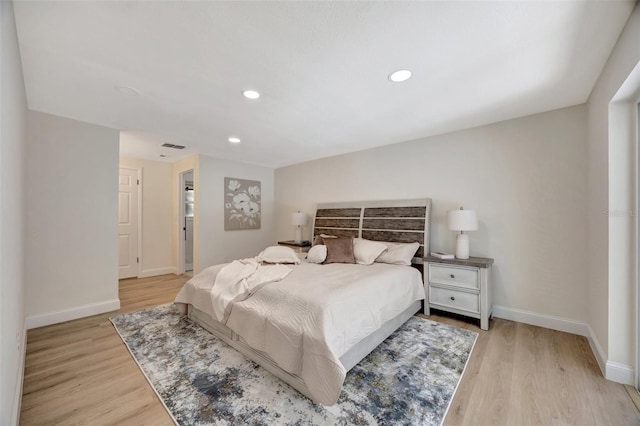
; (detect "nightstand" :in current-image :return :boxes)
[423,256,494,330]
[277,240,311,253]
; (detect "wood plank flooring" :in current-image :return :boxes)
[20,275,186,426]
[20,274,640,425]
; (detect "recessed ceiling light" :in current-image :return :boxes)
[228,137,241,144]
[114,85,140,96]
[242,90,260,100]
[388,69,412,83]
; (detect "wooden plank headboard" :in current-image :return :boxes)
[312,198,432,263]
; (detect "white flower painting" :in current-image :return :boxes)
[224,177,261,230]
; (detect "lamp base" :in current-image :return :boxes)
[295,226,303,244]
[455,233,470,259]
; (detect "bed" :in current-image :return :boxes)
[174,198,432,405]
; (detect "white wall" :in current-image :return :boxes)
[0,2,28,424]
[25,111,120,328]
[120,156,174,277]
[276,105,588,323]
[586,3,640,379]
[197,154,275,271]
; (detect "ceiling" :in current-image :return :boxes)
[13,1,635,168]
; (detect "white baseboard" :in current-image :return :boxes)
[493,304,634,385]
[139,266,176,278]
[585,323,608,377]
[492,304,590,336]
[25,299,121,329]
[606,361,635,385]
[11,323,27,426]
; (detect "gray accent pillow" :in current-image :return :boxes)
[312,233,338,246]
[323,237,356,264]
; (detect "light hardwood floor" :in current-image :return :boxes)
[20,274,640,425]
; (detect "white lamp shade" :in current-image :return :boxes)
[292,211,308,226]
[447,209,478,231]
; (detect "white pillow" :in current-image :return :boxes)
[306,245,327,264]
[375,242,420,266]
[256,246,300,264]
[353,238,388,265]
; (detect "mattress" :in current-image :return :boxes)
[175,260,424,404]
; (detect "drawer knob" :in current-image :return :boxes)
[450,296,456,301]
[450,274,455,279]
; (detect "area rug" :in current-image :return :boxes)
[110,304,477,426]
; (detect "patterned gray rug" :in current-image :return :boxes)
[110,304,477,426]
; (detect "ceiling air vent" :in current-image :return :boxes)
[161,143,186,149]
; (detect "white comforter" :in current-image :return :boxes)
[209,258,292,323]
[174,261,424,405]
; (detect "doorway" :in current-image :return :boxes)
[179,170,195,275]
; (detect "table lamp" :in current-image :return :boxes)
[292,211,308,244]
[447,207,478,260]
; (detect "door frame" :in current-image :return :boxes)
[635,100,640,392]
[119,166,142,279]
[177,169,194,275]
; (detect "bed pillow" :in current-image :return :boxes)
[375,242,420,266]
[353,238,388,265]
[313,233,338,246]
[256,246,300,264]
[323,237,356,264]
[306,245,327,264]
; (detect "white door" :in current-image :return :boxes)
[118,168,139,279]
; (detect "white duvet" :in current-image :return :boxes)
[174,260,424,405]
[209,258,292,323]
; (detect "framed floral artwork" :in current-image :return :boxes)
[224,177,261,230]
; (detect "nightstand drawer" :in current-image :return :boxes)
[429,264,478,290]
[429,286,479,314]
